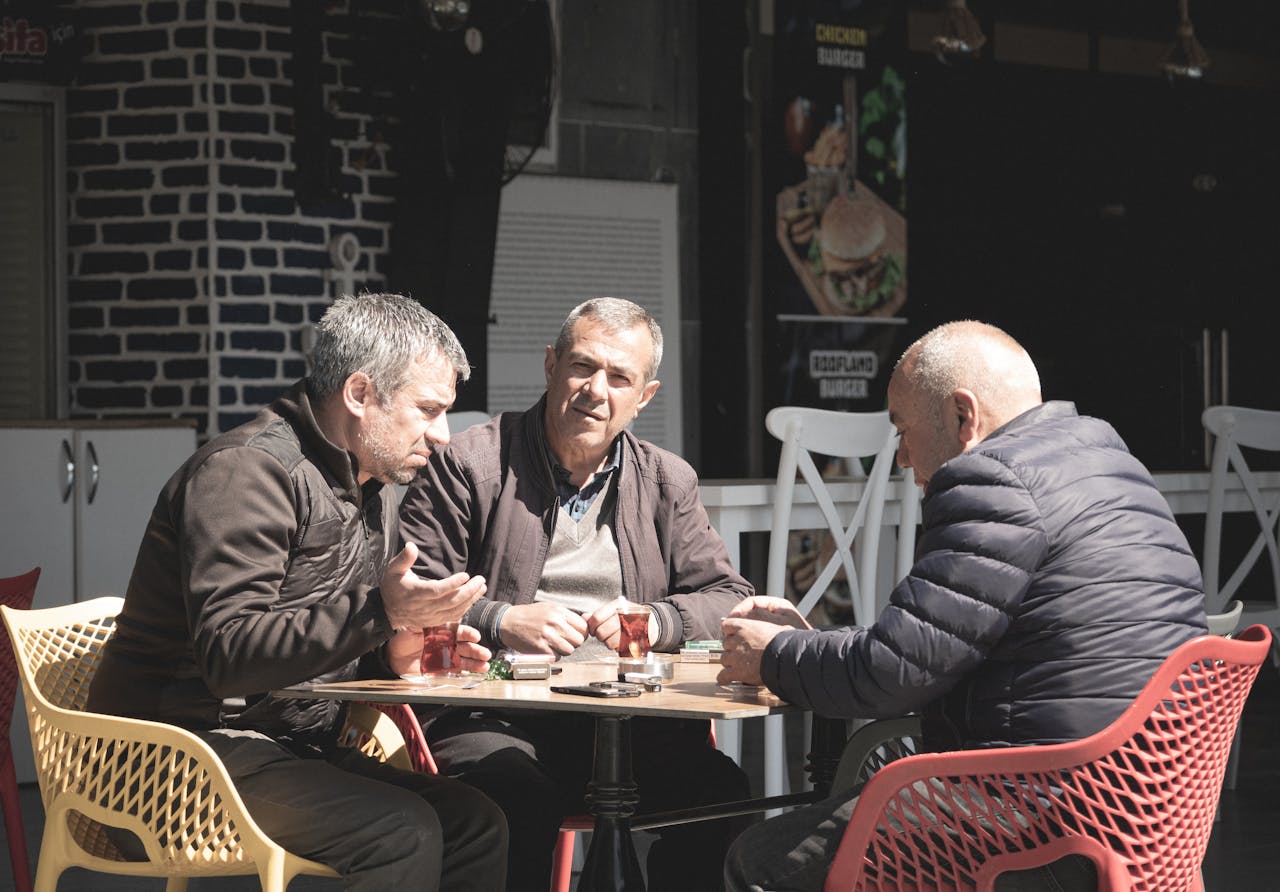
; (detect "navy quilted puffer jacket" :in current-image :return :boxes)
[761,401,1207,750]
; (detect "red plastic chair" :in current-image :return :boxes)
[364,700,596,892]
[823,625,1272,892]
[0,567,39,892]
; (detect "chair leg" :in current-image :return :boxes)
[31,825,65,892]
[763,714,790,817]
[0,755,32,892]
[163,878,190,892]
[550,829,576,892]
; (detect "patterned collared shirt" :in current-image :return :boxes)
[549,437,623,522]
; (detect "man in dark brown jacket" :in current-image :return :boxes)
[87,293,507,892]
[399,297,753,892]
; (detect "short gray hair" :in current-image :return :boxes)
[308,293,470,402]
[554,297,663,382]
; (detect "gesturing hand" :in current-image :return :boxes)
[381,542,487,631]
[498,602,588,656]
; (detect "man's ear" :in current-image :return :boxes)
[953,388,983,450]
[544,345,557,386]
[634,379,661,417]
[342,372,375,419]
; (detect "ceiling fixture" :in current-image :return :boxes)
[419,0,470,32]
[932,0,987,64]
[1162,0,1211,80]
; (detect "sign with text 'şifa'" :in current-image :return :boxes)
[0,4,81,84]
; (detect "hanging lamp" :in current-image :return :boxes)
[1162,0,1211,80]
[932,0,987,64]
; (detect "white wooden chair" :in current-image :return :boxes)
[1202,406,1280,633]
[760,407,919,807]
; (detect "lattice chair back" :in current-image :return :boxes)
[824,625,1272,892]
[1,566,40,731]
[0,597,339,892]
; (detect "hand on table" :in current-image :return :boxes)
[498,602,588,656]
[386,625,492,676]
[717,597,812,687]
[381,542,487,630]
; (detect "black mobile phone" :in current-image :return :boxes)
[551,683,642,698]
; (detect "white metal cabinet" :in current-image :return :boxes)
[1,420,195,781]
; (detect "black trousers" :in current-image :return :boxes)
[423,709,753,892]
[203,730,509,892]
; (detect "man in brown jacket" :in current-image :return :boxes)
[400,297,753,892]
[87,293,507,892]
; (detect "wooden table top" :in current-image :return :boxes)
[276,659,796,721]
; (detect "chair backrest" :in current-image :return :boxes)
[1,567,41,742]
[825,625,1273,892]
[765,407,916,625]
[346,701,437,775]
[2,595,121,713]
[1206,599,1244,637]
[1202,405,1280,614]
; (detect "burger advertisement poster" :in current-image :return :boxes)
[765,0,906,414]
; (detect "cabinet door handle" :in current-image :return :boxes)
[86,439,101,504]
[61,438,75,503]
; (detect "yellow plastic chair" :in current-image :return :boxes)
[0,596,344,892]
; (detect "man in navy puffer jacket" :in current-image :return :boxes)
[721,320,1206,892]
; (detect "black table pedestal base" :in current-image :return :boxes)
[579,714,645,891]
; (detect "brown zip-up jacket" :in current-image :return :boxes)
[86,381,397,754]
[399,397,752,651]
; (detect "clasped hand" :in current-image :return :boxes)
[717,596,811,687]
[498,597,642,656]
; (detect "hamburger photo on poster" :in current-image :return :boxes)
[773,6,906,320]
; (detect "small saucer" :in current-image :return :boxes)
[400,672,464,682]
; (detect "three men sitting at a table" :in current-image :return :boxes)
[399,297,752,892]
[717,320,1207,892]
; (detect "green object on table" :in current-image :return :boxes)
[683,639,724,650]
[486,657,512,680]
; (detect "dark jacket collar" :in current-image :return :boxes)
[985,400,1078,442]
[274,379,364,503]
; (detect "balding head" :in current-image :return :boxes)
[888,321,1042,488]
[897,321,1042,428]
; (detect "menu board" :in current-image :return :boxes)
[763,0,908,415]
